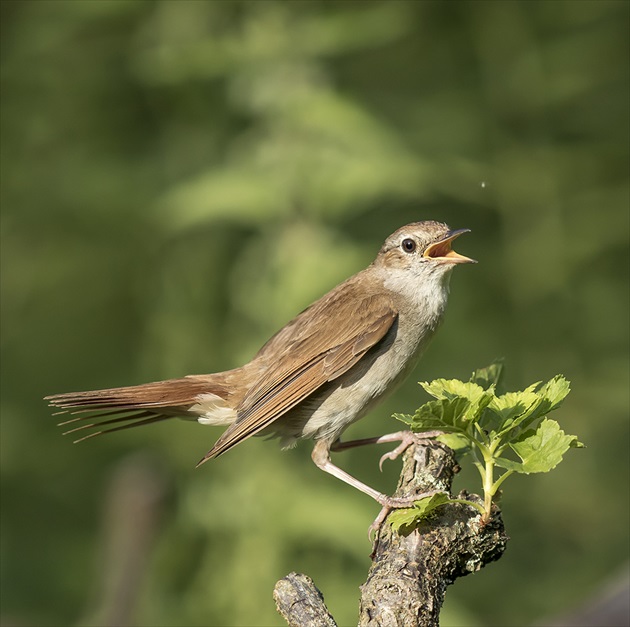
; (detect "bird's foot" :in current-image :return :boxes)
[378,430,445,471]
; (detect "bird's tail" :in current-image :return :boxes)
[46,376,228,442]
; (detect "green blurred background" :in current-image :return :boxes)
[1,1,628,626]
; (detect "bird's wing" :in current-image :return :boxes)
[199,286,397,463]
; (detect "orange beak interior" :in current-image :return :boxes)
[423,230,476,264]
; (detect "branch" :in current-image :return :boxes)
[274,438,508,627]
[359,440,507,626]
[274,572,338,627]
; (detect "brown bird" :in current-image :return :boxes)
[46,221,474,517]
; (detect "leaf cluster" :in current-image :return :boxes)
[390,362,582,528]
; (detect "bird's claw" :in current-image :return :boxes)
[368,504,393,544]
[378,432,418,471]
[368,490,446,555]
[377,430,444,471]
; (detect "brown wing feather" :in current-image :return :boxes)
[200,289,397,462]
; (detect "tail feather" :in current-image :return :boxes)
[61,410,156,435]
[71,414,173,444]
[56,407,143,426]
[46,376,228,442]
[46,376,224,408]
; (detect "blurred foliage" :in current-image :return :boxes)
[1,1,628,626]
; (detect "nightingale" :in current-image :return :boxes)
[46,221,474,516]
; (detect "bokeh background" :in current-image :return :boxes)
[1,1,628,626]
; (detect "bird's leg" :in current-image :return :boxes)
[311,439,444,539]
[312,439,386,502]
[330,430,444,470]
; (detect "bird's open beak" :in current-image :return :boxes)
[423,228,476,264]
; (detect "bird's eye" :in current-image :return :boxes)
[401,238,416,253]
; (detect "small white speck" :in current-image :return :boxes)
[480,181,486,188]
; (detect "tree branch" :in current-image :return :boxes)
[359,440,507,626]
[274,438,508,627]
[274,572,338,627]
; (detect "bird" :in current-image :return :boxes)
[46,221,474,516]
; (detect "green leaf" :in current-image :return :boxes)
[407,397,473,431]
[494,418,583,474]
[421,378,486,401]
[393,412,415,427]
[388,507,422,532]
[488,390,542,431]
[538,375,571,413]
[470,360,505,391]
[389,493,451,532]
[436,432,472,456]
[420,379,495,424]
[500,376,572,434]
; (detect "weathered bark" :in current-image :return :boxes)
[274,438,508,627]
[274,572,338,627]
[358,440,507,626]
